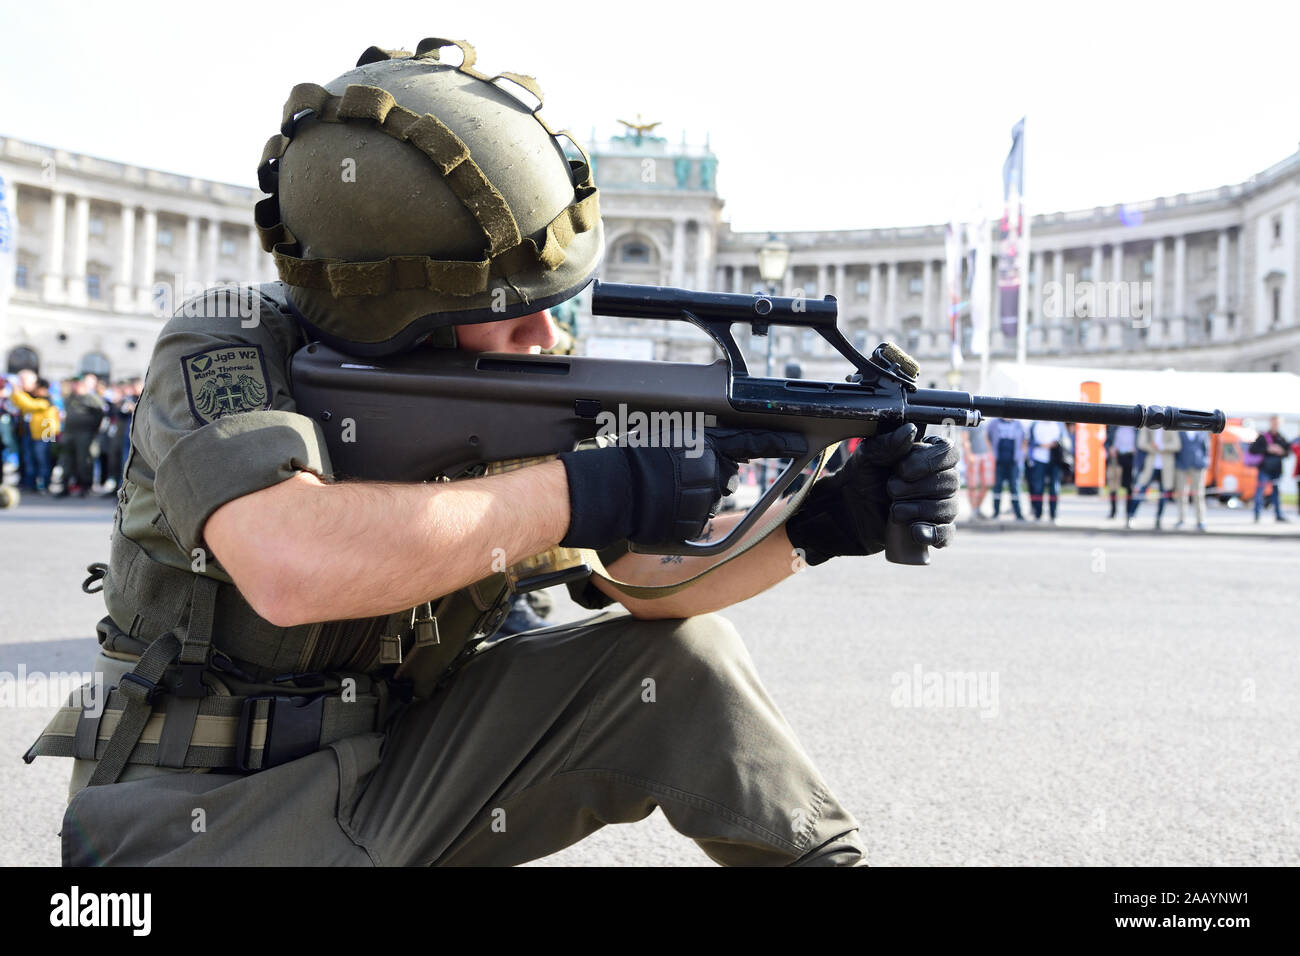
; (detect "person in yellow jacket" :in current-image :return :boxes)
[7,377,60,492]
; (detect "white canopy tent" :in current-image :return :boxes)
[983,363,1300,423]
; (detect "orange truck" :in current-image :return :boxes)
[1206,419,1259,503]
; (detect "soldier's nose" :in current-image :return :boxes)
[515,309,557,353]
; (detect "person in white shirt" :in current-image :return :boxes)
[1026,420,1071,523]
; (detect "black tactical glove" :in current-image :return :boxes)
[559,427,808,549]
[785,424,959,565]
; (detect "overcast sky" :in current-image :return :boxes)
[3,0,1297,233]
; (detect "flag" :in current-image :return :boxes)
[997,118,1025,339]
[945,220,964,368]
[969,212,991,357]
[0,171,17,354]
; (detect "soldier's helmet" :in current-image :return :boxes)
[255,37,602,356]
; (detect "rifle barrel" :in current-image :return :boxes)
[909,389,1225,432]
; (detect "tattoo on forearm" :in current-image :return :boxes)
[658,520,714,564]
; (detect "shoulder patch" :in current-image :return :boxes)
[181,344,272,425]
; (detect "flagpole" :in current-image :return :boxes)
[1017,116,1030,365]
[980,222,991,394]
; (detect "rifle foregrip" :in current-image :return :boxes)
[882,421,932,566]
[885,520,931,565]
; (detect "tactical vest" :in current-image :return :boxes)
[25,283,543,782]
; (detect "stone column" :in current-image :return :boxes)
[1173,234,1186,319]
[1206,231,1227,343]
[113,204,136,312]
[1031,251,1044,325]
[138,209,157,312]
[247,226,262,285]
[670,218,686,288]
[1216,228,1229,316]
[1085,321,1104,350]
[67,194,90,306]
[870,262,882,327]
[815,263,828,299]
[1151,238,1164,323]
[885,261,898,331]
[1108,241,1125,346]
[694,224,711,290]
[833,262,845,303]
[205,219,220,286]
[185,216,200,286]
[1050,249,1065,330]
[42,190,66,302]
[921,260,933,330]
[937,258,949,335]
[1168,315,1185,346]
[1150,317,1167,346]
[1090,245,1103,288]
[731,265,744,293]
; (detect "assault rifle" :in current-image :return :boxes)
[290,281,1225,569]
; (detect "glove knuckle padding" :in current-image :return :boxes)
[891,497,959,524]
[859,424,916,465]
[895,438,959,482]
[887,472,959,500]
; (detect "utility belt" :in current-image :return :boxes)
[25,566,507,785]
[25,641,390,774]
[26,541,563,785]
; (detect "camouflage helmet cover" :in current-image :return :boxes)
[255,38,603,355]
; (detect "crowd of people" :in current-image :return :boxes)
[959,417,1296,530]
[0,369,141,498]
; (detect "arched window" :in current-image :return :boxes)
[79,352,112,378]
[620,242,652,264]
[6,345,40,374]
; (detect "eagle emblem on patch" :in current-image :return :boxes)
[181,345,272,425]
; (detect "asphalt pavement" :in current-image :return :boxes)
[2,491,1296,866]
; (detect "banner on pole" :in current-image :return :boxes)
[0,171,17,358]
[969,213,991,358]
[945,221,964,368]
[997,118,1025,340]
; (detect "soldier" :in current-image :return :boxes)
[27,37,958,866]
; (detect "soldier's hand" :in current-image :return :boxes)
[785,424,959,565]
[558,427,807,549]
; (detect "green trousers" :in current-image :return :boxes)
[62,610,865,866]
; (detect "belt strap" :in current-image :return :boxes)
[25,685,384,772]
[82,575,217,785]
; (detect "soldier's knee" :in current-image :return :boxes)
[629,612,750,679]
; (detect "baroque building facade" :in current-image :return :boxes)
[2,130,1297,387]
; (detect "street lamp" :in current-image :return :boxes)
[756,234,790,489]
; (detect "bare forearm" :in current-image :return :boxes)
[206,462,569,625]
[593,512,801,619]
